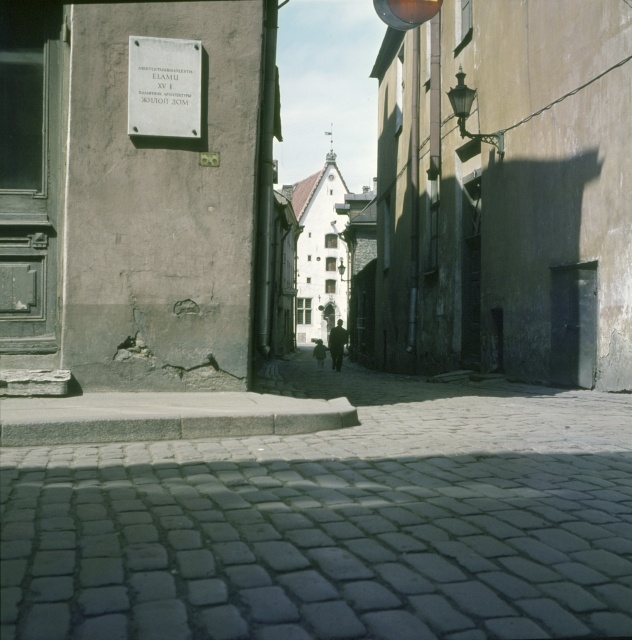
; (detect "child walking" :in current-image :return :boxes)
[312,339,327,370]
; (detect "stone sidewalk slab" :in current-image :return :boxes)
[0,392,359,447]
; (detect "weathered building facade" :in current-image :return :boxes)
[1,0,283,394]
[336,187,378,367]
[286,152,350,346]
[371,0,632,391]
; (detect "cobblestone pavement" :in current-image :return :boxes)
[2,348,632,640]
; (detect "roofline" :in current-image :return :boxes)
[370,27,405,81]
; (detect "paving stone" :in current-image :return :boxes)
[308,547,374,581]
[31,550,76,577]
[590,611,632,637]
[255,624,313,640]
[240,586,300,624]
[531,527,592,552]
[80,558,124,587]
[0,587,21,624]
[593,583,632,611]
[130,571,176,603]
[80,533,122,558]
[374,563,435,595]
[75,613,128,640]
[199,604,249,640]
[278,570,339,602]
[498,556,562,583]
[30,576,74,602]
[404,553,468,583]
[188,579,229,606]
[506,537,570,564]
[133,599,191,640]
[440,581,516,617]
[238,523,283,542]
[539,581,609,613]
[517,598,592,637]
[253,541,310,572]
[571,549,632,577]
[0,560,27,587]
[484,617,550,639]
[22,603,70,640]
[77,504,107,520]
[78,586,129,614]
[0,541,33,559]
[377,532,427,554]
[201,522,241,542]
[176,549,216,578]
[37,531,77,550]
[126,543,169,571]
[123,524,159,544]
[285,528,335,548]
[211,540,258,567]
[321,521,365,540]
[225,565,272,589]
[117,511,152,525]
[362,610,437,640]
[408,594,475,634]
[342,580,402,611]
[343,538,397,563]
[432,541,498,573]
[83,521,115,535]
[1,522,35,540]
[478,571,540,599]
[301,601,366,639]
[553,561,608,585]
[463,515,523,539]
[167,529,202,550]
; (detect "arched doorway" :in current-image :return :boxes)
[323,303,336,337]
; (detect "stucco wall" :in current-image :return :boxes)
[61,2,264,391]
[373,0,631,390]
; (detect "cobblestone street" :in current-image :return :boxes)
[1,348,632,639]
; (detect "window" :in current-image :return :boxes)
[325,257,336,272]
[297,298,312,325]
[325,280,336,294]
[307,255,312,261]
[306,277,311,284]
[456,0,473,48]
[325,234,338,249]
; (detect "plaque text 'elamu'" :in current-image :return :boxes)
[128,37,202,138]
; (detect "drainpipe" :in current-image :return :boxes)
[406,26,421,356]
[255,0,278,358]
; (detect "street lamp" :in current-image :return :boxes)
[338,258,350,282]
[447,67,505,157]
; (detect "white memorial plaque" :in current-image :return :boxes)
[128,36,202,138]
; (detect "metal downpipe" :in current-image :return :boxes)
[406,27,421,356]
[255,0,278,358]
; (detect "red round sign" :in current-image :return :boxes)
[374,0,443,30]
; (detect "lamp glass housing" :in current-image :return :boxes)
[447,70,476,119]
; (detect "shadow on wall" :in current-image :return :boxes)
[382,149,604,387]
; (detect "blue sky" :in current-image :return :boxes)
[273,0,387,193]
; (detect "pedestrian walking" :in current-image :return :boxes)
[312,339,328,370]
[328,319,348,372]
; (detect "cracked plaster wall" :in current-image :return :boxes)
[59,3,263,391]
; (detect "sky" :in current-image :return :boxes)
[273,0,388,193]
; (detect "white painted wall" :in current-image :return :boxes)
[295,159,349,345]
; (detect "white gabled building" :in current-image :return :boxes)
[285,151,350,345]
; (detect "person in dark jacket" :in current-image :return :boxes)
[313,339,328,370]
[328,319,348,372]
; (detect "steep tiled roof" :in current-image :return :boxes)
[289,156,351,223]
[290,168,326,222]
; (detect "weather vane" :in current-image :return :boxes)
[324,123,333,152]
